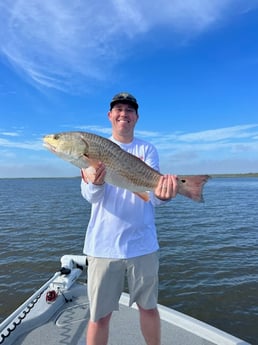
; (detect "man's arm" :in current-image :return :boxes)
[81,162,106,203]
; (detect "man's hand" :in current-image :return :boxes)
[81,162,106,185]
[154,174,178,201]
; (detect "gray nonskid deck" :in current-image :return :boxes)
[78,304,216,345]
[15,289,215,345]
[109,305,216,345]
[10,282,248,345]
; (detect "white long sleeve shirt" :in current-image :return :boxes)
[81,136,165,259]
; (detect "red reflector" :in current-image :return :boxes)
[46,290,58,303]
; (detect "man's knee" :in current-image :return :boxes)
[138,305,159,317]
[89,312,112,328]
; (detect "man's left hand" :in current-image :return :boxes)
[155,174,178,201]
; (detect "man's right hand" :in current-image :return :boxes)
[81,162,106,185]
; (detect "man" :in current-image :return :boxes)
[81,92,178,345]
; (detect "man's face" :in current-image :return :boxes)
[108,103,138,138]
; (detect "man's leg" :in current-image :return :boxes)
[138,305,160,345]
[86,312,112,345]
[86,257,125,345]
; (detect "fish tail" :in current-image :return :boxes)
[177,175,210,202]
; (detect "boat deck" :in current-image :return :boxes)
[12,283,244,345]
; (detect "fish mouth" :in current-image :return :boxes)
[43,142,56,152]
[43,137,57,152]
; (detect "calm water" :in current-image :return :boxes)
[0,177,257,344]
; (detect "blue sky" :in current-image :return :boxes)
[1,0,258,178]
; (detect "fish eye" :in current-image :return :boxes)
[54,134,60,140]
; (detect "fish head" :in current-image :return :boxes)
[43,132,90,168]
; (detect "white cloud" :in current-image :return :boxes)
[1,0,257,92]
[153,124,258,174]
[145,124,258,151]
[0,137,42,151]
[74,125,112,136]
[176,124,258,142]
[0,131,20,137]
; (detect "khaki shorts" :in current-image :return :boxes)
[87,252,159,322]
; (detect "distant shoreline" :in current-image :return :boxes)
[210,173,258,178]
[1,173,258,179]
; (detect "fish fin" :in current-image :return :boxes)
[83,155,100,169]
[177,175,210,202]
[133,192,150,202]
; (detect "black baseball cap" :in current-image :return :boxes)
[110,92,139,112]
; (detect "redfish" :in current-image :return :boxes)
[43,131,209,202]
